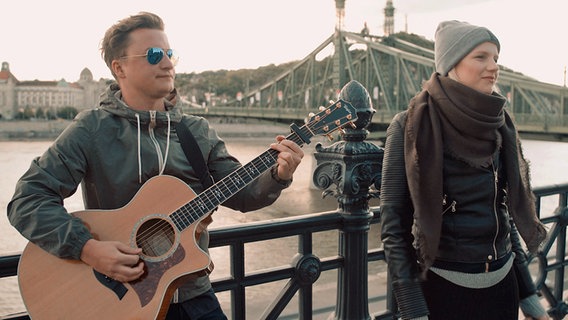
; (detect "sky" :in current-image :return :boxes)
[3,0,567,86]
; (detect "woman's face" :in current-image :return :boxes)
[448,42,499,95]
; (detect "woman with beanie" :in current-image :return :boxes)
[380,20,549,320]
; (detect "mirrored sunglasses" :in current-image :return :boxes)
[120,48,179,66]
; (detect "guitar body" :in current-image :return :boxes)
[18,175,213,320]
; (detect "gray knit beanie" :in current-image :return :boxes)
[434,20,500,75]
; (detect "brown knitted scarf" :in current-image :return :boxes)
[404,73,547,271]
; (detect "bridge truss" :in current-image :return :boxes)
[214,30,568,137]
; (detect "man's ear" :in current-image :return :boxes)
[112,60,126,78]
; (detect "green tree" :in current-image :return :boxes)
[36,108,45,119]
[23,106,35,119]
[57,107,78,120]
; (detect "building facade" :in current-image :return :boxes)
[0,62,107,120]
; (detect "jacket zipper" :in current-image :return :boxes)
[148,110,166,173]
[488,161,499,272]
[442,194,456,214]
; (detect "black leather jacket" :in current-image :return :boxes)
[437,146,510,264]
[380,111,537,319]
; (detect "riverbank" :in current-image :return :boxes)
[3,118,565,143]
[0,120,71,140]
[0,118,296,141]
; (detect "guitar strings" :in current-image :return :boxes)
[136,219,176,256]
[143,103,341,237]
[135,149,281,255]
[172,102,342,223]
[135,102,350,256]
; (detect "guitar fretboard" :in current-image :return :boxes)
[169,129,306,232]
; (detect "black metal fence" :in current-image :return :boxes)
[1,182,567,319]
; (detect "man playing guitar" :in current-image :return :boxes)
[8,11,304,320]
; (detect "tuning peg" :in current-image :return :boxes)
[348,122,357,129]
[319,106,326,111]
[325,134,334,141]
[338,128,346,135]
[304,112,315,124]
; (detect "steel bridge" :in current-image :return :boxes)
[187,30,568,140]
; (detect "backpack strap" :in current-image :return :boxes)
[175,121,214,189]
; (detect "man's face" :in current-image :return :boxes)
[113,28,176,108]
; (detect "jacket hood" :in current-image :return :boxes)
[98,82,183,183]
[98,82,183,125]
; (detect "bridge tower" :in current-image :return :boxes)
[335,0,345,31]
[384,0,395,36]
[333,0,347,91]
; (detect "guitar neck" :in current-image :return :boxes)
[170,128,308,232]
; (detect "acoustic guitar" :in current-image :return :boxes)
[17,100,357,319]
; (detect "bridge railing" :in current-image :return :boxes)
[207,207,385,319]
[514,114,568,135]
[185,106,568,139]
[1,182,567,319]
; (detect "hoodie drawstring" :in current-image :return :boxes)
[135,111,171,184]
[163,113,171,175]
[148,110,171,176]
[135,114,142,183]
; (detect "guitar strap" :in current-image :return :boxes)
[175,121,214,189]
[173,121,216,304]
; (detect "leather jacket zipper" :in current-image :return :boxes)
[442,194,456,214]
[488,161,499,272]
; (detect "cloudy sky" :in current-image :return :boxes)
[3,0,567,86]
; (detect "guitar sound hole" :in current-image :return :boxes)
[135,218,176,258]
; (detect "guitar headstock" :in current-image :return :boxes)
[306,99,357,139]
[288,99,357,145]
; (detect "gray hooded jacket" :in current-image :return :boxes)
[8,83,290,301]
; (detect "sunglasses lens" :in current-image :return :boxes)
[166,49,179,66]
[146,48,164,65]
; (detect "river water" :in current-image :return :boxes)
[1,136,567,318]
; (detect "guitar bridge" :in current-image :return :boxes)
[93,270,128,300]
